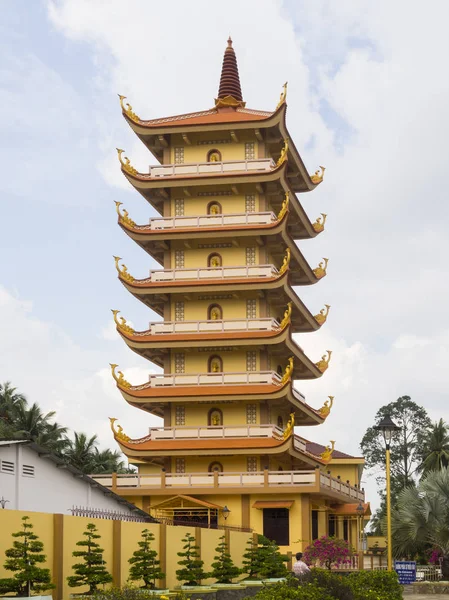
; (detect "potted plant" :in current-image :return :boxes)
[128,529,167,594]
[0,515,54,600]
[257,537,288,581]
[67,523,113,595]
[175,532,209,589]
[210,535,241,586]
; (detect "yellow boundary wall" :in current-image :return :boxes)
[0,510,253,599]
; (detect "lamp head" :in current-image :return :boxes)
[222,505,230,521]
[374,414,400,448]
[356,501,365,517]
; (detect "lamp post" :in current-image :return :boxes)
[355,500,365,569]
[374,415,400,571]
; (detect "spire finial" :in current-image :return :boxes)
[215,37,245,108]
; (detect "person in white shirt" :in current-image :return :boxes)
[292,552,311,577]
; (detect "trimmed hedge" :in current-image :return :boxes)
[244,570,402,600]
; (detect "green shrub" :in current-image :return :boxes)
[347,570,402,600]
[91,585,157,600]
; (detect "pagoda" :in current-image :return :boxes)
[105,39,367,551]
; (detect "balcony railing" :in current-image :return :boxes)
[149,158,275,178]
[138,317,280,336]
[138,211,277,231]
[145,424,284,441]
[91,470,365,502]
[141,264,278,284]
[135,370,283,390]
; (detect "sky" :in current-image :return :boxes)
[2,0,449,513]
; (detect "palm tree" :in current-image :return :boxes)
[35,421,70,456]
[419,419,449,474]
[393,468,449,578]
[13,402,57,440]
[91,448,126,474]
[64,432,99,473]
[0,381,27,425]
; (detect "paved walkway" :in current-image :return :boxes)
[403,595,449,598]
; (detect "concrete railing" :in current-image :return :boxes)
[136,370,283,389]
[140,211,277,231]
[144,264,278,283]
[149,158,275,178]
[137,317,280,336]
[148,424,284,441]
[320,472,365,501]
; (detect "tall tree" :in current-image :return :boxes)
[360,396,431,491]
[128,529,165,589]
[64,432,99,472]
[0,382,26,425]
[13,402,57,440]
[418,419,449,475]
[91,448,126,474]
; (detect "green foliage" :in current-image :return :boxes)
[242,535,287,579]
[127,529,165,589]
[418,418,449,475]
[244,570,402,600]
[303,536,352,570]
[210,535,241,583]
[175,532,207,586]
[91,584,163,600]
[242,536,265,579]
[67,522,113,593]
[0,515,54,597]
[360,396,431,521]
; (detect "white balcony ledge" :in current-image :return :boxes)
[146,424,285,441]
[137,370,283,390]
[138,317,280,336]
[144,264,278,284]
[138,211,277,231]
[150,158,275,178]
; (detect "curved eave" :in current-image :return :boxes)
[123,104,283,137]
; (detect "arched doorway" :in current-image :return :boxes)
[208,408,223,427]
[208,461,224,473]
[207,149,222,163]
[207,201,222,215]
[208,355,223,373]
[208,304,223,321]
[208,253,222,268]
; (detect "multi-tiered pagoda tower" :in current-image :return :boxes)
[107,39,366,551]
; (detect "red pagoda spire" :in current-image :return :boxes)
[215,37,245,108]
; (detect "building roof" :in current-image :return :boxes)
[134,106,275,128]
[217,37,243,102]
[0,439,152,520]
[302,439,363,460]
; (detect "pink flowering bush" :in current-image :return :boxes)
[303,536,352,570]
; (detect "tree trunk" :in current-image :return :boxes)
[442,556,449,580]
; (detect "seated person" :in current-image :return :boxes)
[292,552,310,577]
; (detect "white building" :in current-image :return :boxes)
[0,440,149,519]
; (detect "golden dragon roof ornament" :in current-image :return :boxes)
[276,81,288,110]
[116,148,138,176]
[318,396,334,419]
[113,256,135,283]
[320,440,336,463]
[315,350,332,374]
[109,363,131,389]
[109,417,131,442]
[280,302,292,329]
[281,356,294,385]
[277,191,290,221]
[282,412,295,440]
[111,309,135,336]
[314,304,331,326]
[276,139,289,167]
[118,94,140,123]
[310,166,326,184]
[115,201,136,229]
[279,247,291,275]
[312,213,327,233]
[313,257,329,280]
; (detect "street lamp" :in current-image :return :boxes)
[374,415,400,571]
[222,505,230,521]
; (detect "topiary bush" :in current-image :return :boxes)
[347,570,402,600]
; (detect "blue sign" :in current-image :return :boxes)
[395,561,417,584]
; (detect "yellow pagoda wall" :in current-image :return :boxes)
[169,133,261,164]
[326,462,362,487]
[170,402,262,426]
[169,245,260,269]
[170,297,261,321]
[169,350,261,373]
[170,194,262,216]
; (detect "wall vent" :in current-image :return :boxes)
[22,464,35,477]
[0,460,15,474]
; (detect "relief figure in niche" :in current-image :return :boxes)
[208,253,222,268]
[207,149,222,162]
[208,408,223,427]
[208,304,223,321]
[209,355,223,373]
[208,201,222,215]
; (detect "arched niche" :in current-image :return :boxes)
[208,407,223,427]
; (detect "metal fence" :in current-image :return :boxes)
[416,565,442,581]
[69,506,152,522]
[156,516,252,533]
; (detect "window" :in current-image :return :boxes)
[246,299,257,319]
[175,250,185,269]
[0,460,14,474]
[245,142,255,160]
[174,147,184,164]
[328,514,336,537]
[246,351,257,372]
[247,457,258,472]
[207,149,222,162]
[175,405,185,426]
[246,403,257,424]
[208,408,223,426]
[208,355,223,373]
[207,201,222,215]
[343,518,349,541]
[22,464,35,477]
[263,508,289,546]
[208,304,223,321]
[174,198,185,216]
[175,301,185,321]
[174,353,185,374]
[246,247,256,266]
[311,510,319,540]
[208,253,222,268]
[175,458,185,473]
[245,194,256,212]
